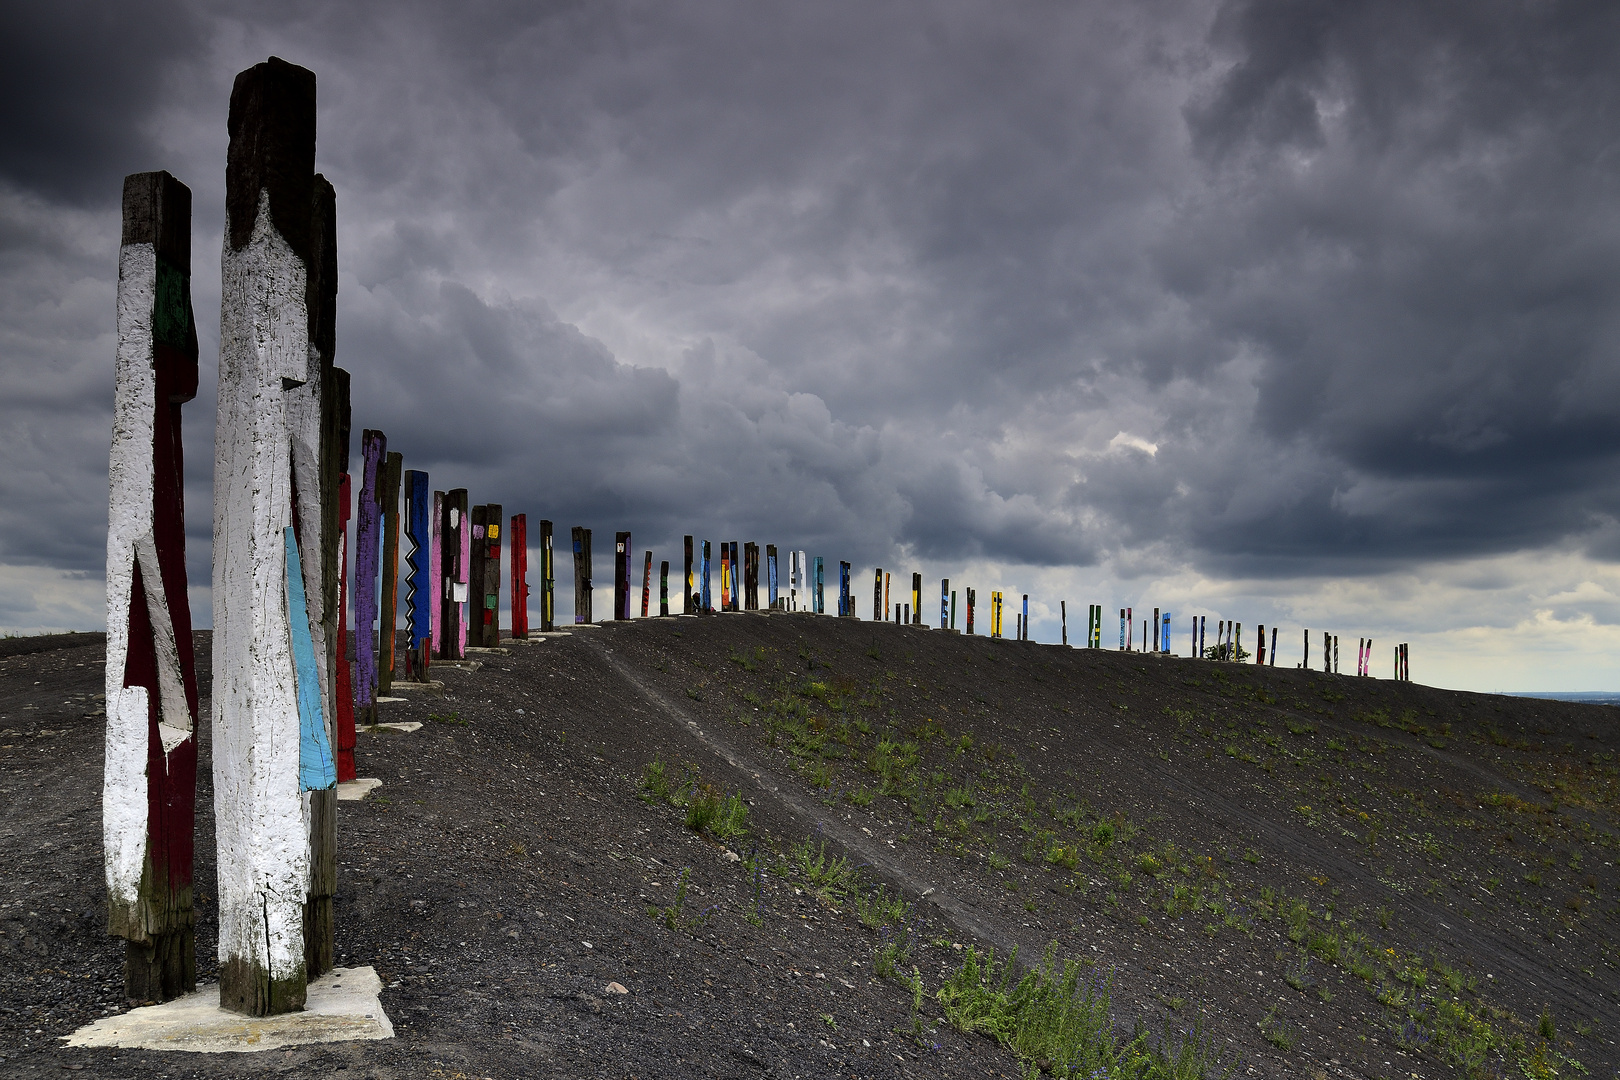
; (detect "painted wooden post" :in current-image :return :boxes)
[613,531,631,621]
[990,591,1002,638]
[951,590,958,630]
[1256,624,1265,666]
[1152,608,1159,652]
[439,490,469,658]
[911,573,921,625]
[744,542,759,610]
[660,560,670,616]
[700,540,711,613]
[966,588,976,634]
[467,506,488,644]
[1322,631,1330,673]
[815,557,825,614]
[539,519,555,632]
[212,59,342,1017]
[641,549,653,618]
[840,561,852,616]
[1270,626,1278,667]
[403,471,431,672]
[1302,629,1309,669]
[333,474,355,780]
[766,545,779,609]
[509,514,528,640]
[376,452,402,693]
[683,535,694,614]
[354,430,385,725]
[1060,600,1066,645]
[943,579,951,630]
[884,572,891,621]
[1333,635,1339,675]
[572,527,592,624]
[430,491,443,655]
[107,170,202,1003]
[476,505,501,647]
[1022,595,1030,641]
[733,543,744,610]
[719,542,732,612]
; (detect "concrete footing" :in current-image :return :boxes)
[65,966,392,1052]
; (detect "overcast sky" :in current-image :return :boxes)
[4,0,1620,690]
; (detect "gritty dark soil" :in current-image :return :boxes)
[0,616,1616,1080]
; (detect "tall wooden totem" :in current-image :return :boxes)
[354,430,386,725]
[539,518,555,632]
[377,451,402,693]
[572,526,592,623]
[213,58,342,1016]
[403,470,432,675]
[471,504,501,647]
[106,170,201,1003]
[439,489,469,658]
[510,514,529,639]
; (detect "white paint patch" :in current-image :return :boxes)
[212,189,312,988]
[63,966,393,1052]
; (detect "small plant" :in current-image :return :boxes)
[820,1012,837,1030]
[1259,1005,1299,1049]
[640,758,672,802]
[650,867,712,931]
[427,710,467,726]
[791,838,856,903]
[856,883,911,929]
[1284,955,1315,991]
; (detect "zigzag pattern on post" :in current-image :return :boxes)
[106,169,202,1005]
[403,470,431,675]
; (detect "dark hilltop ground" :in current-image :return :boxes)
[1,613,1616,1079]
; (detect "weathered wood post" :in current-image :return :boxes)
[1302,629,1309,669]
[732,542,743,610]
[1023,595,1030,641]
[403,471,431,673]
[539,519,555,632]
[613,531,631,621]
[766,544,779,609]
[377,452,402,693]
[1257,624,1266,665]
[966,587,976,634]
[873,568,883,620]
[814,557,825,614]
[911,573,921,625]
[430,491,444,654]
[660,560,670,616]
[990,591,1001,638]
[510,514,529,640]
[212,58,341,1016]
[468,506,488,644]
[107,170,202,1003]
[742,542,756,610]
[572,527,592,623]
[1322,631,1330,673]
[942,579,951,630]
[719,542,732,611]
[333,473,355,781]
[683,535,695,614]
[641,549,653,618]
[884,572,891,621]
[475,505,501,647]
[843,564,854,618]
[439,490,469,658]
[1060,600,1066,645]
[354,430,385,725]
[701,540,712,612]
[1271,626,1278,667]
[1333,634,1339,675]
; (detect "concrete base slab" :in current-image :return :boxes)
[388,679,443,691]
[375,696,408,703]
[432,659,483,671]
[63,966,393,1053]
[465,646,510,654]
[534,631,573,637]
[336,778,383,801]
[362,721,422,734]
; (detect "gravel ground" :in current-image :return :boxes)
[1,616,1616,1079]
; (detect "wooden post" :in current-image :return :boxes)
[539,519,554,632]
[613,531,631,621]
[911,573,921,625]
[942,579,951,630]
[701,540,711,612]
[744,542,759,610]
[509,514,528,639]
[430,491,443,655]
[354,430,385,725]
[873,568,883,620]
[107,170,202,1003]
[1302,629,1309,669]
[213,59,339,1017]
[951,590,957,631]
[966,587,976,634]
[439,490,468,658]
[572,527,592,623]
[403,471,431,673]
[468,506,487,644]
[476,504,502,647]
[683,535,694,614]
[333,474,355,780]
[815,557,825,614]
[1060,600,1066,645]
[766,545,778,609]
[1023,595,1030,641]
[884,572,891,620]
[641,549,653,617]
[1271,626,1278,667]
[1257,624,1266,665]
[377,452,402,692]
[660,560,670,616]
[719,542,732,611]
[732,542,743,610]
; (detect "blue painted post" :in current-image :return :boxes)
[1161,611,1170,654]
[814,557,824,614]
[767,545,778,609]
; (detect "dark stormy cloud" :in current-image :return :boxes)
[3,0,1620,688]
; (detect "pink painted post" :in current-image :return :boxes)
[429,490,443,658]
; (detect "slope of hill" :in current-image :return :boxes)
[0,615,1615,1079]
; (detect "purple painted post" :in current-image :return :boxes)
[429,490,443,659]
[458,506,472,657]
[354,430,385,725]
